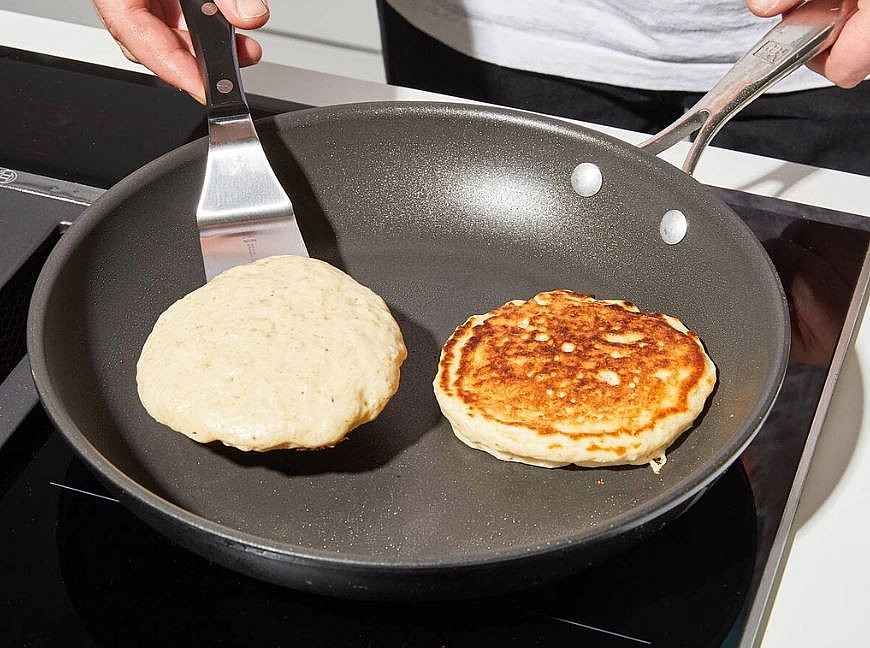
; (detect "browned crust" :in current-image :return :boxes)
[438,290,710,443]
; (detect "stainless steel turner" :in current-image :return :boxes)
[179,0,308,281]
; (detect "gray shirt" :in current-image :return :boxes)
[385,0,830,92]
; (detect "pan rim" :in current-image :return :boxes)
[26,100,790,573]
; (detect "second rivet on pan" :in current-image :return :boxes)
[660,209,688,245]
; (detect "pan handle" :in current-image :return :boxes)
[178,0,250,120]
[639,0,856,175]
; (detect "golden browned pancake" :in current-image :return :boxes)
[433,290,716,469]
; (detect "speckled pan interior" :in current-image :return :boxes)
[28,102,788,598]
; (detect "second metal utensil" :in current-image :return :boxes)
[180,0,308,281]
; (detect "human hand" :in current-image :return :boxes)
[746,0,869,88]
[93,0,270,103]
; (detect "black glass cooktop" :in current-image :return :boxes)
[1,46,868,648]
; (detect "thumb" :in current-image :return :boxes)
[213,0,270,30]
[745,0,802,18]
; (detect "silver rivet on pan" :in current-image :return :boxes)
[570,162,603,197]
[216,79,234,94]
[201,2,219,15]
[660,209,688,245]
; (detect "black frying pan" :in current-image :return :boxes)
[27,1,848,600]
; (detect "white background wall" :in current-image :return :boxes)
[0,0,385,82]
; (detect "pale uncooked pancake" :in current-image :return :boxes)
[137,256,407,451]
[434,290,716,469]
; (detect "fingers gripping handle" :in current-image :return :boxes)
[179,0,250,119]
[640,0,856,175]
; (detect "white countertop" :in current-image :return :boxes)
[3,10,869,647]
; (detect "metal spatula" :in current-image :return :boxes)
[180,0,308,281]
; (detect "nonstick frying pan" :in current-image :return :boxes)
[27,2,849,599]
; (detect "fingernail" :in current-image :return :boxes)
[186,88,206,105]
[236,0,268,19]
[747,0,779,12]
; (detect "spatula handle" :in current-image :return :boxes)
[179,0,250,120]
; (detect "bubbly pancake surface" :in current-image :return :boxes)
[137,255,407,452]
[434,290,716,468]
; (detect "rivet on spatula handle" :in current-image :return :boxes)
[179,0,250,120]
